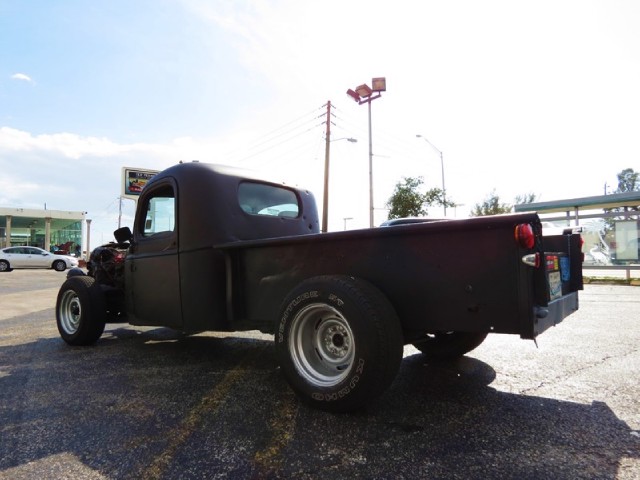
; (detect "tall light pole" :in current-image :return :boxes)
[416,134,447,216]
[347,77,386,228]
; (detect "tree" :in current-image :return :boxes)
[615,168,639,193]
[470,190,513,217]
[604,168,640,228]
[514,192,538,205]
[471,191,539,217]
[386,176,450,220]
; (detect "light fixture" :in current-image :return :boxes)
[372,77,386,92]
[355,84,373,98]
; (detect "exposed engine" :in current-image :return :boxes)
[87,242,129,289]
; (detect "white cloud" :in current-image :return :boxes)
[11,73,34,84]
[0,127,167,161]
[0,127,181,241]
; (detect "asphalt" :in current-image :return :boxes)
[0,270,638,479]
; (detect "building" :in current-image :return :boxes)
[0,207,86,255]
[515,191,640,265]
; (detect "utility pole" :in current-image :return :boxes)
[321,102,356,232]
[322,101,332,233]
[118,196,123,229]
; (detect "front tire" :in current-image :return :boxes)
[412,331,488,360]
[56,276,106,345]
[276,275,403,413]
[0,260,10,272]
[52,260,67,272]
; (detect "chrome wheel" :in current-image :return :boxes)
[58,289,82,335]
[289,303,355,388]
[53,260,66,272]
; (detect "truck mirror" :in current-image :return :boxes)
[114,226,133,243]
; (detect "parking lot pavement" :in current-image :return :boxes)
[0,271,639,479]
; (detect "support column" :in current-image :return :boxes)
[45,217,52,252]
[5,215,11,247]
[86,219,92,261]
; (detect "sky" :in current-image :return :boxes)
[1,0,639,245]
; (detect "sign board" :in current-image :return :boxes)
[121,167,159,200]
[614,220,639,261]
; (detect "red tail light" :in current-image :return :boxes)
[515,223,535,249]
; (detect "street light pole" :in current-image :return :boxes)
[367,100,374,228]
[416,134,447,216]
[347,77,386,228]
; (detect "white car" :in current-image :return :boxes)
[0,246,79,272]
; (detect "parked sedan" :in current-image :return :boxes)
[0,246,79,272]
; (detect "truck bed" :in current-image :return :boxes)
[219,212,582,340]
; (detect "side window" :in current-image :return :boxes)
[238,182,299,218]
[141,185,176,236]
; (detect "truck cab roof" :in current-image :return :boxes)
[138,162,320,249]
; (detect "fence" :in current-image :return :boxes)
[582,265,640,280]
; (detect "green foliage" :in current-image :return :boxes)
[615,168,639,193]
[471,191,539,217]
[514,192,538,205]
[386,176,451,220]
[470,190,513,217]
[604,168,640,228]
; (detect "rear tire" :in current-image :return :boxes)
[56,276,106,345]
[412,331,488,360]
[276,275,403,413]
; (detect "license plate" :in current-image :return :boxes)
[549,271,562,300]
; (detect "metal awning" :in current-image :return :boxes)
[514,191,640,214]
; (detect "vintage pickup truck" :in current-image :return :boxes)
[56,162,583,412]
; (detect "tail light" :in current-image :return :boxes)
[515,223,535,249]
[522,253,540,268]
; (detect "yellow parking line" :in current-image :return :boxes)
[140,349,298,479]
[253,395,298,474]
[141,355,256,480]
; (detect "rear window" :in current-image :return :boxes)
[238,182,299,218]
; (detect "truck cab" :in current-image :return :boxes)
[117,162,320,330]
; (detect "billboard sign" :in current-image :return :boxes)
[122,167,159,200]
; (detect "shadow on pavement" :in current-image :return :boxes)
[0,327,637,479]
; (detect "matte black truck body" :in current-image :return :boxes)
[223,215,581,341]
[56,162,583,412]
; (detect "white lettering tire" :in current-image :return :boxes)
[276,275,403,413]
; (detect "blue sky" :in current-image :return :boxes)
[1,0,640,243]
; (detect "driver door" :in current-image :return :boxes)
[125,180,182,328]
